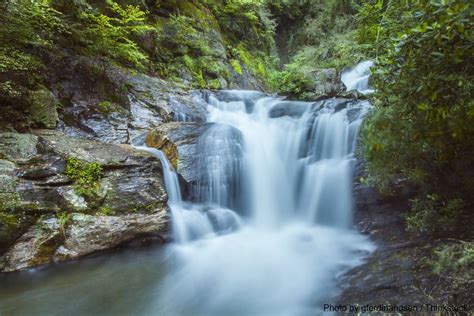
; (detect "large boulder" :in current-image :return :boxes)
[0,133,39,162]
[0,212,168,272]
[55,212,168,260]
[0,216,62,272]
[305,68,345,100]
[269,100,321,118]
[0,130,170,271]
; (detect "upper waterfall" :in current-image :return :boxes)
[341,60,375,95]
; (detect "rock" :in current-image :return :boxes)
[269,101,314,118]
[336,160,445,308]
[145,122,211,184]
[305,68,344,100]
[209,90,268,112]
[0,130,170,270]
[55,59,208,144]
[54,212,168,260]
[0,133,39,163]
[0,212,35,255]
[28,87,59,129]
[0,211,169,272]
[1,216,62,272]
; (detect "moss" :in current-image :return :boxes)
[0,193,20,213]
[97,205,115,216]
[29,87,59,129]
[56,211,71,237]
[65,157,103,198]
[0,212,19,227]
[230,59,242,75]
[97,101,113,114]
[96,100,125,116]
[208,79,221,90]
[432,241,474,276]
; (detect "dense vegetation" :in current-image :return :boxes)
[359,1,473,233]
[0,0,277,128]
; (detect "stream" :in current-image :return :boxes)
[1,90,374,315]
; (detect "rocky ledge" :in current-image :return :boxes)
[0,130,170,272]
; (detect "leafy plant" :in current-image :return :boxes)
[65,157,103,198]
[360,1,474,231]
[78,0,151,70]
[97,205,115,216]
[57,211,71,237]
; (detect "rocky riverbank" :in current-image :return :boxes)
[337,164,474,311]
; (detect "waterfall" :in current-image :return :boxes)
[143,92,374,315]
[341,60,374,94]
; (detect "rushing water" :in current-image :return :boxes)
[0,91,374,316]
[341,60,374,95]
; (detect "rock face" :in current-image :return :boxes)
[145,122,211,184]
[54,58,208,145]
[0,130,169,272]
[306,68,345,100]
[337,162,473,310]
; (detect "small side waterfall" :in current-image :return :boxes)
[142,92,374,315]
[135,146,241,243]
[341,60,374,94]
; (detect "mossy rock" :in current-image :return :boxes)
[0,212,35,254]
[29,87,59,129]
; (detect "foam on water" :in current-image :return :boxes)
[141,91,375,315]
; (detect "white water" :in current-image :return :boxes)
[341,60,374,95]
[141,91,374,315]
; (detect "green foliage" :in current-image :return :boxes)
[78,0,151,70]
[0,0,66,122]
[230,59,243,75]
[267,0,367,96]
[97,205,115,216]
[269,57,312,98]
[360,1,474,231]
[0,212,19,227]
[432,241,474,279]
[405,194,464,233]
[65,157,103,198]
[56,211,71,237]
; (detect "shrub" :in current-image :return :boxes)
[360,1,474,231]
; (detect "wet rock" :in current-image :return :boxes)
[1,217,62,272]
[145,122,211,184]
[0,212,35,255]
[336,161,445,308]
[209,90,268,112]
[54,212,168,260]
[0,211,169,272]
[269,101,314,118]
[0,130,170,270]
[56,60,208,144]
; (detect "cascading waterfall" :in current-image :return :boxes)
[143,91,374,315]
[341,60,374,95]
